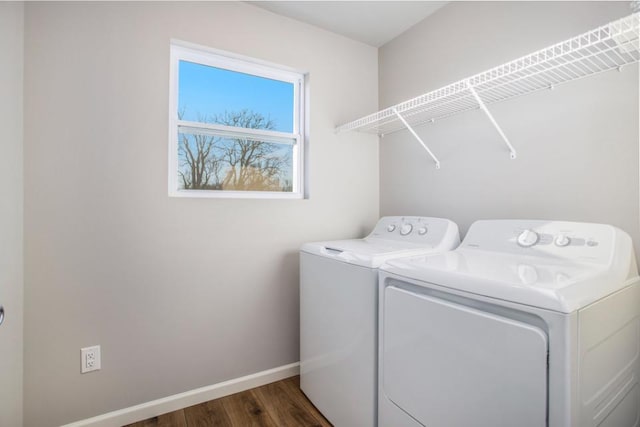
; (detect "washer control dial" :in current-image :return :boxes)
[517,229,539,247]
[400,224,413,236]
[418,227,428,235]
[554,234,571,247]
[387,224,396,232]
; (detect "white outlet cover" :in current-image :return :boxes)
[81,345,101,374]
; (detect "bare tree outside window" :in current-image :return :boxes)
[178,109,293,192]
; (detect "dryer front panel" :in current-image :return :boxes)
[382,284,548,427]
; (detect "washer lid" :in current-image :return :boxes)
[381,220,638,313]
[300,216,460,268]
[301,238,443,269]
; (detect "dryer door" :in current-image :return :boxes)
[382,285,548,427]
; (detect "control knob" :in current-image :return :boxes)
[387,224,396,232]
[554,234,571,247]
[418,227,428,235]
[517,229,539,247]
[400,224,413,236]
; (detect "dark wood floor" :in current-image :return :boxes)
[124,376,332,427]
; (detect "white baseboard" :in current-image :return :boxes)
[61,362,300,427]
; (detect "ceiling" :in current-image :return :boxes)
[248,1,448,47]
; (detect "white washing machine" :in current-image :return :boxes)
[378,219,640,427]
[300,216,460,427]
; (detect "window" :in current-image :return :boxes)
[169,42,306,198]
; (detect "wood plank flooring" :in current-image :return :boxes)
[124,376,332,427]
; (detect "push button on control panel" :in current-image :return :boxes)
[517,229,539,248]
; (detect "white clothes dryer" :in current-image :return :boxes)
[378,219,640,427]
[300,216,460,427]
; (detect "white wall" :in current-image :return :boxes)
[23,2,378,426]
[0,3,24,426]
[379,1,639,255]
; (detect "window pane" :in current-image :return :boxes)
[177,131,294,193]
[178,60,294,133]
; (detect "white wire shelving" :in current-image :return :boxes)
[336,13,640,168]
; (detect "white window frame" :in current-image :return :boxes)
[168,40,307,199]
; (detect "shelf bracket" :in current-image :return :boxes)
[468,85,517,160]
[391,107,441,169]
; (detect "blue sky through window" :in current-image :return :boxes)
[178,60,294,133]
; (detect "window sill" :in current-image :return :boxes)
[169,189,304,200]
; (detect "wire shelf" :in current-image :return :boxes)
[336,13,640,137]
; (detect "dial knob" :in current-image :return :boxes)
[517,229,539,247]
[418,227,428,235]
[400,224,413,236]
[387,224,396,232]
[554,234,571,247]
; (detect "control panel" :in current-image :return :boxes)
[513,228,600,249]
[368,216,459,246]
[460,220,617,264]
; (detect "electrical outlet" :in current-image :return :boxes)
[81,345,101,374]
